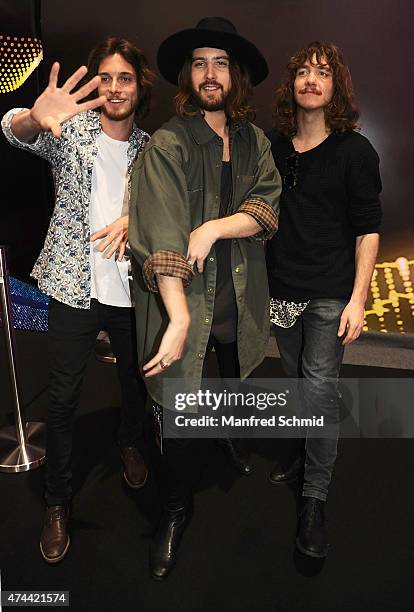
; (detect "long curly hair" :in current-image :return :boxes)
[175,55,255,124]
[85,37,156,120]
[273,41,359,137]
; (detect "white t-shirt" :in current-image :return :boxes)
[90,131,131,307]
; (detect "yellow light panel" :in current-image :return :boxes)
[0,35,43,93]
[365,257,414,333]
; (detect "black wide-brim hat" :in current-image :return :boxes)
[157,16,269,87]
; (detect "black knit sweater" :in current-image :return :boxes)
[266,129,382,301]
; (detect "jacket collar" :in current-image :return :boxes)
[186,111,249,145]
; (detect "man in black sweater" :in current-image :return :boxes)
[266,41,382,558]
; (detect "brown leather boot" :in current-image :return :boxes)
[120,447,148,489]
[40,505,70,564]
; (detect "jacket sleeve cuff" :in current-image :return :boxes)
[238,197,279,240]
[142,250,194,293]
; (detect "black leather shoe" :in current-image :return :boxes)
[269,454,304,485]
[150,508,187,581]
[296,497,329,558]
[40,505,70,564]
[218,438,254,476]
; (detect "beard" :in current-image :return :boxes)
[101,100,136,122]
[192,84,229,112]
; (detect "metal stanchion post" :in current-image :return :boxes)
[0,246,46,472]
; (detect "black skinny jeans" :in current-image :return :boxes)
[45,298,147,506]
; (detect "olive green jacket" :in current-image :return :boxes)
[129,113,281,406]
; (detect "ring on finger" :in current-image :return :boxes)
[160,358,170,370]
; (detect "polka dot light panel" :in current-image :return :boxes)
[364,257,414,334]
[0,35,43,93]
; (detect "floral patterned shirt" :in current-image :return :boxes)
[270,298,309,328]
[1,108,149,309]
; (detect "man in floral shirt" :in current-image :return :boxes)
[2,37,154,564]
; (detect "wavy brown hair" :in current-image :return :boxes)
[85,37,156,120]
[273,41,359,137]
[175,55,255,124]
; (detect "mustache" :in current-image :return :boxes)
[199,80,223,90]
[299,88,322,95]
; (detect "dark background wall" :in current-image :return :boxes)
[1,0,413,277]
[0,0,50,278]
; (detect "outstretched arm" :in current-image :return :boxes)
[129,143,194,376]
[11,62,106,141]
[142,276,191,377]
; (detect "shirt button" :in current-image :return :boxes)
[235,267,240,273]
[215,195,219,200]
[238,296,243,302]
[207,287,214,293]
[204,317,210,323]
[197,352,204,359]
[209,257,215,262]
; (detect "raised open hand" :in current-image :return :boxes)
[29,62,107,137]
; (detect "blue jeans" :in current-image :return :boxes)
[274,298,347,501]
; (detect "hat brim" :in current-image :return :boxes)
[157,28,268,87]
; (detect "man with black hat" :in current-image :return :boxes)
[129,17,281,580]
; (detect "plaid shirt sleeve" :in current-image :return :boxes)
[142,250,194,293]
[238,196,279,240]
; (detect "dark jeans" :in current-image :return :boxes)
[45,298,147,506]
[274,298,347,501]
[160,340,240,510]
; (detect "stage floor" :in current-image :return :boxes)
[0,331,413,611]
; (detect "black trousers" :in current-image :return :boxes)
[45,298,147,506]
[161,339,240,511]
[205,338,240,379]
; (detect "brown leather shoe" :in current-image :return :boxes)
[120,447,148,489]
[40,505,70,564]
